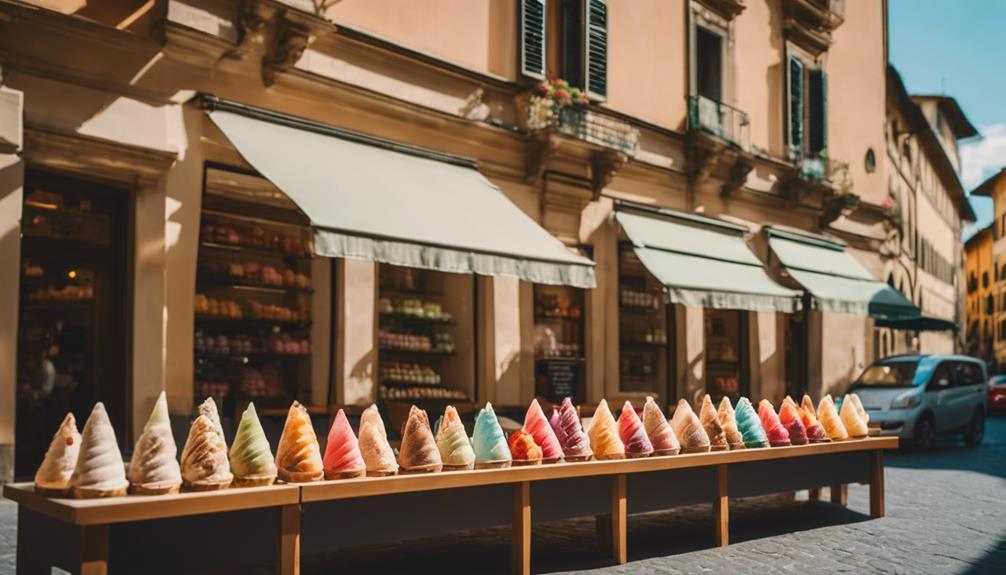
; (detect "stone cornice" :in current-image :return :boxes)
[23,127,177,187]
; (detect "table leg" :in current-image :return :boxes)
[79,524,109,575]
[16,507,47,574]
[278,504,301,575]
[830,484,847,506]
[595,474,627,564]
[870,450,885,518]
[512,482,531,575]
[713,464,728,547]
[808,488,821,502]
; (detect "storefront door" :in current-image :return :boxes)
[15,172,128,478]
[704,309,748,403]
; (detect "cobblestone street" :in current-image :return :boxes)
[3,417,1004,574]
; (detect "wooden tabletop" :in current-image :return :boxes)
[300,437,897,502]
[2,483,300,526]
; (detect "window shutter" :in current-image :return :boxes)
[808,68,828,155]
[583,0,608,99]
[520,0,547,80]
[787,56,804,159]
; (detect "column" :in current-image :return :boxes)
[0,85,23,483]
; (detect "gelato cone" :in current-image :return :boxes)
[617,401,653,458]
[361,403,388,439]
[757,400,791,447]
[557,398,592,461]
[399,405,442,473]
[181,414,233,491]
[524,399,563,463]
[473,402,512,468]
[128,392,182,494]
[323,409,366,479]
[199,397,225,442]
[699,395,729,451]
[508,428,543,466]
[799,395,830,443]
[229,403,277,486]
[717,397,745,450]
[818,395,849,441]
[69,403,128,498]
[669,399,710,454]
[549,408,566,447]
[778,397,808,446]
[359,419,397,476]
[275,401,324,483]
[34,413,81,496]
[840,394,869,439]
[735,398,770,448]
[642,397,680,455]
[588,400,625,460]
[436,405,475,470]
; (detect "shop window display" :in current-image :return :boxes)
[618,243,670,397]
[705,309,748,403]
[534,285,585,403]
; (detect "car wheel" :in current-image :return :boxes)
[965,409,985,447]
[913,415,935,450]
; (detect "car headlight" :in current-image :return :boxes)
[891,392,921,409]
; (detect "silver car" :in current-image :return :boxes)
[848,354,988,449]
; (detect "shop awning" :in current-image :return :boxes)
[205,98,595,288]
[765,228,920,319]
[615,206,801,312]
[874,315,958,333]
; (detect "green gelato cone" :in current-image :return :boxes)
[735,398,770,448]
[472,402,511,464]
[229,403,277,485]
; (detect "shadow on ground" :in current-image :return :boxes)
[886,414,1006,479]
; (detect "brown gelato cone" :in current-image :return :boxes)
[699,395,729,451]
[399,406,443,473]
[180,414,232,491]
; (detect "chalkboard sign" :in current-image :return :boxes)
[536,357,583,403]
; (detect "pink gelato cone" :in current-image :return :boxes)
[557,397,592,460]
[323,409,366,479]
[617,401,653,457]
[524,399,564,463]
[757,400,791,447]
[642,397,680,455]
[549,408,567,446]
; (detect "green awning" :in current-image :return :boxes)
[616,207,801,312]
[766,228,920,320]
[204,98,595,288]
[874,315,958,332]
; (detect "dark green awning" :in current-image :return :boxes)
[874,315,958,332]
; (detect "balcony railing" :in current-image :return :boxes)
[522,95,640,156]
[688,95,750,150]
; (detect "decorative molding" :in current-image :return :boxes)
[694,0,747,20]
[781,0,844,56]
[591,150,628,199]
[261,15,314,86]
[721,154,754,198]
[23,128,177,188]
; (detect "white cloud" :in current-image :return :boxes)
[962,123,1006,190]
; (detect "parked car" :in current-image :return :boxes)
[848,354,987,449]
[989,375,1006,413]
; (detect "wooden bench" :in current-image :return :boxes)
[3,437,895,574]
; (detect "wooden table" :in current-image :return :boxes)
[4,437,895,574]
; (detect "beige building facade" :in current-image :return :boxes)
[1,0,916,481]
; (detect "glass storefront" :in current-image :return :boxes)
[533,285,585,403]
[704,309,747,403]
[618,242,670,398]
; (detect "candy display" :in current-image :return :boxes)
[399,405,443,473]
[840,394,869,439]
[34,413,80,496]
[555,397,593,461]
[642,396,680,456]
[799,395,830,443]
[378,298,452,321]
[735,398,770,448]
[25,284,93,301]
[435,405,475,470]
[229,403,277,487]
[778,397,809,446]
[378,331,454,353]
[275,401,324,483]
[508,429,543,466]
[716,397,746,450]
[68,403,129,498]
[473,402,512,468]
[379,362,441,385]
[757,400,791,447]
[379,386,467,402]
[198,260,310,289]
[180,412,233,491]
[669,399,710,454]
[323,409,366,479]
[127,392,182,495]
[699,395,729,451]
[359,406,398,477]
[524,399,563,463]
[617,401,653,458]
[588,399,625,460]
[194,294,243,318]
[620,288,660,310]
[817,395,849,441]
[201,220,307,256]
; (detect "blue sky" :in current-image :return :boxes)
[889,0,1006,238]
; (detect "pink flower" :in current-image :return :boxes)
[534,82,548,95]
[555,89,570,100]
[578,95,590,105]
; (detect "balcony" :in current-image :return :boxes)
[688,95,750,150]
[521,94,639,156]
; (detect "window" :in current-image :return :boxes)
[987,294,994,315]
[560,0,608,99]
[786,50,827,159]
[953,361,984,387]
[520,0,547,80]
[927,362,954,391]
[696,26,723,101]
[983,271,989,288]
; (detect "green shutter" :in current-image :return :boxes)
[808,68,827,155]
[788,56,804,159]
[584,0,608,99]
[520,0,547,80]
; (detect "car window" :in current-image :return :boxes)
[952,361,984,388]
[854,359,920,387]
[927,362,955,391]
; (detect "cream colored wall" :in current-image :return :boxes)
[734,0,784,155]
[753,311,785,403]
[0,88,23,474]
[336,258,377,405]
[819,312,869,398]
[310,257,333,407]
[326,0,517,79]
[604,0,687,131]
[827,0,887,204]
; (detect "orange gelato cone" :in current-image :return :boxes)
[508,428,543,466]
[778,397,808,446]
[587,399,625,460]
[275,401,324,483]
[840,394,869,439]
[818,395,849,441]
